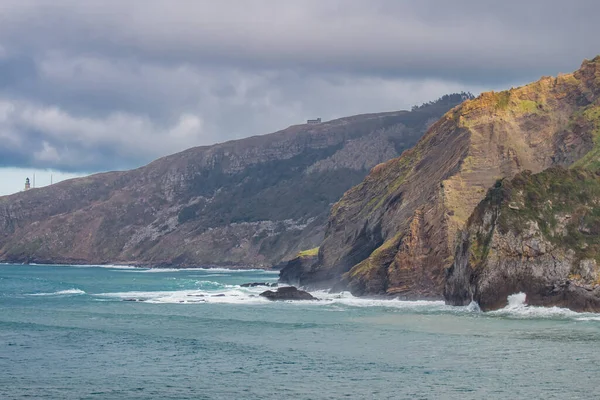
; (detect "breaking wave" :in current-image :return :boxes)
[93,285,472,311]
[92,287,600,321]
[94,288,268,304]
[486,292,600,321]
[28,289,86,296]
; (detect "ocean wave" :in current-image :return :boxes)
[92,286,467,309]
[575,316,600,321]
[28,263,141,270]
[195,280,237,290]
[94,287,270,304]
[76,264,141,270]
[28,288,86,296]
[310,290,448,308]
[486,292,600,320]
[140,267,278,273]
[489,304,580,319]
[89,287,600,322]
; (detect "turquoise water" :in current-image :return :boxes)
[2,264,600,399]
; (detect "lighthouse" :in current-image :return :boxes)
[25,177,31,191]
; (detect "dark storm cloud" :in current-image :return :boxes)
[0,0,598,172]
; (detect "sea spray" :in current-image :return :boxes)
[489,292,581,319]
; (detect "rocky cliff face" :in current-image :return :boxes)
[278,248,319,287]
[445,167,600,312]
[0,100,460,267]
[290,57,600,297]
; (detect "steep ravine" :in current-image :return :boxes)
[282,56,600,298]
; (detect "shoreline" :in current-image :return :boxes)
[0,259,279,271]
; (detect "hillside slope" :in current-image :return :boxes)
[284,57,600,296]
[0,97,462,267]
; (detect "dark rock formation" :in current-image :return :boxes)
[445,167,600,312]
[240,282,277,287]
[0,99,462,268]
[286,56,600,298]
[279,253,320,286]
[259,286,316,301]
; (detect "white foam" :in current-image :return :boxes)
[575,316,600,321]
[79,264,141,270]
[92,286,471,311]
[465,301,481,312]
[89,285,600,321]
[28,288,86,296]
[309,290,446,308]
[94,286,271,304]
[506,292,527,308]
[492,305,580,319]
[487,292,583,319]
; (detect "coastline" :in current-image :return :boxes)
[0,257,278,271]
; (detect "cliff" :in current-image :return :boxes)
[285,56,600,296]
[0,98,461,267]
[445,167,600,312]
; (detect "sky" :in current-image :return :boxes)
[0,0,599,195]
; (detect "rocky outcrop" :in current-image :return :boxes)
[240,282,277,287]
[288,56,600,297]
[278,248,321,287]
[445,167,600,312]
[0,98,462,268]
[260,286,316,301]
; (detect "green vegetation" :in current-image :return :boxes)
[297,247,319,257]
[478,167,600,265]
[494,91,511,110]
[572,105,600,170]
[517,99,542,114]
[411,92,474,111]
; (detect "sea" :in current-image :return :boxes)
[1,263,600,400]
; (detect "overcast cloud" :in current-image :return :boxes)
[0,0,598,179]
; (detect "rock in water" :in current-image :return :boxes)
[279,253,319,286]
[259,286,316,301]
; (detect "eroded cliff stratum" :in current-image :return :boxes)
[286,57,600,298]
